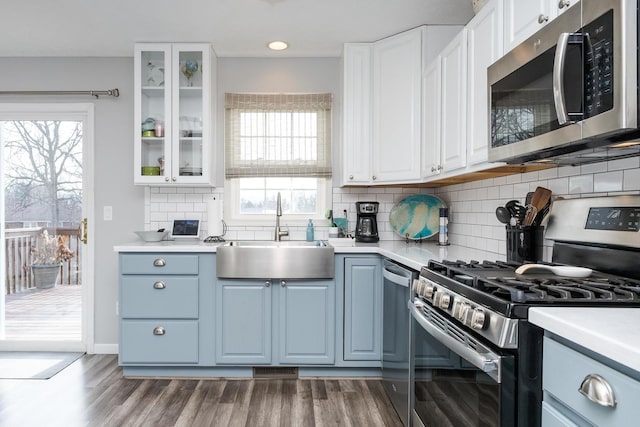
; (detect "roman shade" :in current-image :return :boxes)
[225,93,332,178]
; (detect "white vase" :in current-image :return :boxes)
[31,264,61,289]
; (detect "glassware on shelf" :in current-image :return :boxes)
[180,60,199,87]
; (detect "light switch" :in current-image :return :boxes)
[104,205,113,221]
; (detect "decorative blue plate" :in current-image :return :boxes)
[389,194,446,240]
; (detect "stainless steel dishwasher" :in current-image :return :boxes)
[382,259,417,427]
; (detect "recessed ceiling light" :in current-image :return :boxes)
[268,41,288,51]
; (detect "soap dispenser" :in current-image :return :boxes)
[306,219,315,242]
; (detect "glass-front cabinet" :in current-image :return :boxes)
[134,43,216,186]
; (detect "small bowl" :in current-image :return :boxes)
[141,166,161,176]
[135,230,169,242]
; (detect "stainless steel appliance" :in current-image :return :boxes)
[488,0,640,166]
[410,195,640,427]
[355,201,379,242]
[382,260,418,426]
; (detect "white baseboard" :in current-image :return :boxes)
[92,343,119,354]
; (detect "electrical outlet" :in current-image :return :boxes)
[104,205,113,221]
[115,301,119,316]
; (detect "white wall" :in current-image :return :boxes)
[0,57,142,350]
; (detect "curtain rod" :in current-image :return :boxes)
[0,89,119,98]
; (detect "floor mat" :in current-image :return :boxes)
[0,352,84,379]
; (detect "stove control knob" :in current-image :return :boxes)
[423,282,436,300]
[436,292,452,310]
[471,308,487,330]
[457,302,471,323]
[452,300,464,319]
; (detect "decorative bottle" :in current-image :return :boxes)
[438,208,449,246]
[306,219,315,242]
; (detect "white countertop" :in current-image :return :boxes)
[113,239,503,271]
[529,307,640,373]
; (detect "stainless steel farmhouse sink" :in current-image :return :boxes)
[216,241,335,279]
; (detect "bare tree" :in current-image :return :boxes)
[3,120,83,227]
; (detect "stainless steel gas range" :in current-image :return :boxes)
[409,196,640,427]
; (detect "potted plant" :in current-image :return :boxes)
[31,230,74,289]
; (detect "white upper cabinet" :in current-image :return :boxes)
[342,26,461,186]
[504,0,553,52]
[371,27,424,183]
[440,29,468,173]
[342,44,373,185]
[422,59,442,178]
[504,0,578,53]
[466,0,504,165]
[134,43,216,186]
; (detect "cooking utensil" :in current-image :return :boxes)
[505,200,526,224]
[525,192,534,206]
[495,207,511,224]
[523,187,552,226]
[515,264,593,278]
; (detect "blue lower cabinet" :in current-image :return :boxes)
[120,320,198,364]
[215,279,272,364]
[344,257,382,361]
[215,279,336,365]
[279,280,335,364]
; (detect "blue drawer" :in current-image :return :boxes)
[120,276,198,319]
[543,337,640,427]
[120,254,199,275]
[120,320,198,364]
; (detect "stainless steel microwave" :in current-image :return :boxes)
[488,0,640,165]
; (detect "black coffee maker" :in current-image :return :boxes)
[355,202,379,243]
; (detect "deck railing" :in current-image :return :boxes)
[4,227,81,295]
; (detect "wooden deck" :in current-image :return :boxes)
[3,285,81,341]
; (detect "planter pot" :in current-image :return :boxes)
[31,264,61,289]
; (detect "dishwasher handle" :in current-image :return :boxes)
[383,265,413,287]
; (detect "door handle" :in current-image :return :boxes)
[78,218,88,244]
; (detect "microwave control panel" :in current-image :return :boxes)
[584,10,614,117]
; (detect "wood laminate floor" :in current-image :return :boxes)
[0,354,403,427]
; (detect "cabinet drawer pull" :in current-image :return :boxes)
[578,373,616,408]
[265,280,271,287]
[153,258,166,267]
[153,281,166,289]
[153,327,166,336]
[281,280,287,287]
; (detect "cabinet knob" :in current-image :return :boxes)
[437,165,443,171]
[153,281,166,289]
[558,0,570,9]
[349,175,354,180]
[265,280,271,287]
[171,177,177,182]
[165,177,170,182]
[538,14,549,24]
[372,175,377,180]
[579,374,616,408]
[153,326,165,336]
[153,258,166,267]
[281,280,287,287]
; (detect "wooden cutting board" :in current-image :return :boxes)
[524,186,552,226]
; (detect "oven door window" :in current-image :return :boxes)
[412,316,515,427]
[491,43,583,149]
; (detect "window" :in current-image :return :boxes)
[224,93,332,224]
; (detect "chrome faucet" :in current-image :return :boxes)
[275,192,289,241]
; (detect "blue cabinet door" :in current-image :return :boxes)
[215,279,272,364]
[278,280,335,364]
[344,257,382,360]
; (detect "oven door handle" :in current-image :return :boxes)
[410,302,502,383]
[553,32,571,126]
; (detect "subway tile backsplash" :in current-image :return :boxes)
[145,158,640,261]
